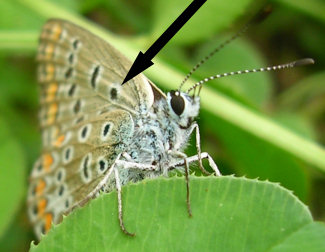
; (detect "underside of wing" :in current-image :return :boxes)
[28,19,154,239]
[36,19,154,148]
[28,108,134,238]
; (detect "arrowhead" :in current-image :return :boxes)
[122,51,154,85]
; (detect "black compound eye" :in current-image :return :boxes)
[170,91,185,116]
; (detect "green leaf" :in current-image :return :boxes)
[30,177,324,251]
[0,118,26,238]
[270,222,325,252]
[277,72,325,116]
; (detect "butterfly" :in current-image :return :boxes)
[27,19,221,239]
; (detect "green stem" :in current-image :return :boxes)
[0,31,38,51]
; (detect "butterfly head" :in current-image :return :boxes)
[167,90,200,127]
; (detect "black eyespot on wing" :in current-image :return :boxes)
[110,88,117,100]
[81,126,88,138]
[58,185,64,196]
[65,148,70,160]
[103,123,111,137]
[57,170,62,182]
[37,163,43,171]
[31,185,36,196]
[68,53,74,64]
[73,99,81,114]
[83,155,89,179]
[99,160,105,170]
[32,204,38,215]
[72,39,80,50]
[41,224,46,234]
[170,91,185,116]
[75,116,84,124]
[63,146,73,164]
[68,84,76,96]
[65,67,73,79]
[91,65,100,88]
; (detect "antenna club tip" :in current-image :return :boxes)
[294,58,315,67]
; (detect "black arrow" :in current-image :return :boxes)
[122,0,207,85]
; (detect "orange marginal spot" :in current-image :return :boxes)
[46,64,55,74]
[42,153,53,172]
[44,213,53,233]
[47,103,58,124]
[48,103,58,114]
[45,43,55,60]
[51,24,62,41]
[37,198,47,216]
[35,179,46,196]
[53,134,65,147]
[45,64,55,81]
[45,82,58,102]
[48,82,58,94]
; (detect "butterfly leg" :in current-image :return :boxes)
[184,157,192,217]
[194,152,221,176]
[168,151,221,218]
[116,159,158,171]
[166,151,221,218]
[168,150,193,217]
[172,152,221,176]
[114,167,135,237]
[113,155,160,236]
[189,123,212,175]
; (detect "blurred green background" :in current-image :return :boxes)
[0,0,324,250]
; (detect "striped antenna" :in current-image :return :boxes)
[186,58,315,94]
[178,24,249,90]
[179,5,273,90]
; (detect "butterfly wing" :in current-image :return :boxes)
[27,19,154,238]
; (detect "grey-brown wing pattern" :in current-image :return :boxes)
[27,19,154,239]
